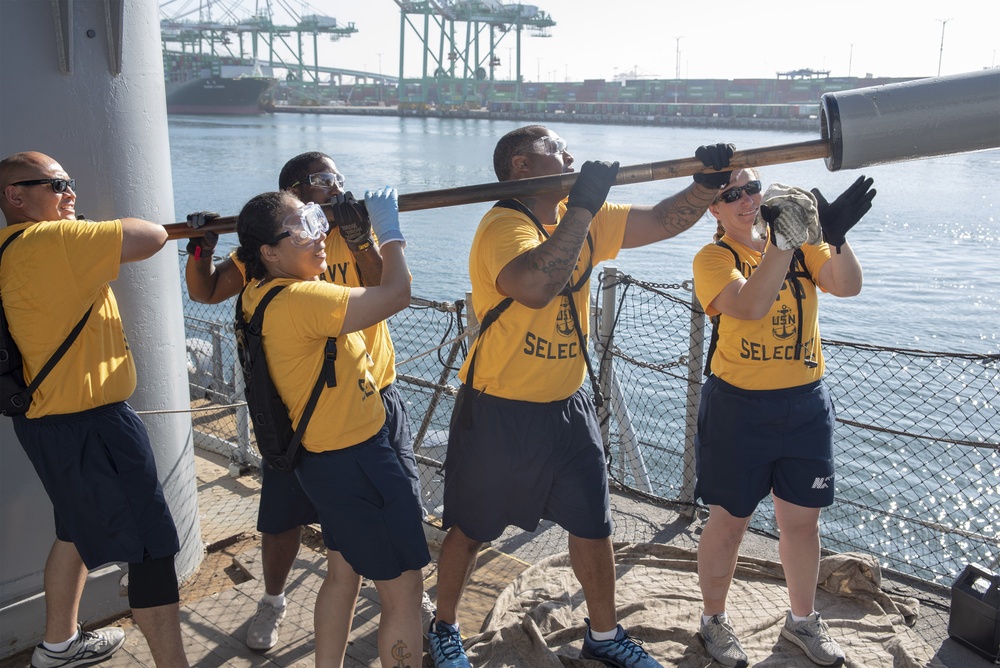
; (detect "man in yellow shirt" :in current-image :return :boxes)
[0,151,191,668]
[426,126,735,668]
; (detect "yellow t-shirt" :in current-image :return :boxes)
[459,200,629,402]
[231,231,397,389]
[241,277,384,453]
[692,234,832,390]
[0,220,134,417]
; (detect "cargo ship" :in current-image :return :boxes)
[163,51,275,115]
[165,75,274,115]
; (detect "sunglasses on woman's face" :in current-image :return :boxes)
[719,180,762,204]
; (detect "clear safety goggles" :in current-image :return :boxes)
[269,202,329,246]
[292,171,345,190]
[531,135,568,156]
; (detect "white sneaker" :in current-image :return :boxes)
[31,624,125,668]
[246,599,286,651]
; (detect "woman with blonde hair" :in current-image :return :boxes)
[692,169,875,668]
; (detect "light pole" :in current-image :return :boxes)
[936,18,952,77]
[848,43,854,78]
[377,52,383,104]
[673,36,682,104]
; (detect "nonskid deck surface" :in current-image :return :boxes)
[0,448,986,668]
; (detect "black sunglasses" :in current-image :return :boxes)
[11,178,76,194]
[719,180,762,204]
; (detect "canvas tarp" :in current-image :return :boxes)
[458,543,940,667]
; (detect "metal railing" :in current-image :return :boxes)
[177,253,999,586]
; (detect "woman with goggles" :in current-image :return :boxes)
[691,168,875,667]
[234,187,429,667]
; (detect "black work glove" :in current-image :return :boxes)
[330,192,374,252]
[811,175,876,254]
[759,203,780,226]
[185,211,220,259]
[693,143,736,189]
[566,160,620,217]
[756,203,796,250]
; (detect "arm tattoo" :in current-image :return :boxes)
[655,186,717,238]
[526,207,591,293]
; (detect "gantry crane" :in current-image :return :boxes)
[392,1,555,104]
[160,1,359,84]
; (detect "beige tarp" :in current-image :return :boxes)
[459,543,940,667]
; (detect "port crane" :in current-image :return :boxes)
[392,1,556,103]
[159,0,367,85]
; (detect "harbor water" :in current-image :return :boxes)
[168,114,999,583]
[169,113,999,355]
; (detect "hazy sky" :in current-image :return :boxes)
[164,0,999,81]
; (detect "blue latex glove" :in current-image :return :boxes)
[365,186,404,246]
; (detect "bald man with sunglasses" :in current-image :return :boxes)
[184,151,429,652]
[0,151,192,668]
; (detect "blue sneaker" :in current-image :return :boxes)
[580,617,662,668]
[428,617,471,668]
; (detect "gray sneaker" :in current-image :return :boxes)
[780,611,845,667]
[698,614,748,668]
[246,599,286,651]
[31,624,125,668]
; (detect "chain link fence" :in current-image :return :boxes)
[178,253,999,587]
[594,267,999,586]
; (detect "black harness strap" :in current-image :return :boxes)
[704,240,814,377]
[238,284,336,469]
[495,199,603,407]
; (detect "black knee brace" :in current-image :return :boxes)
[127,555,180,609]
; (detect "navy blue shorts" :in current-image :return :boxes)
[12,402,180,569]
[257,463,320,534]
[256,382,420,533]
[381,383,422,507]
[443,386,612,542]
[293,425,430,581]
[695,376,837,518]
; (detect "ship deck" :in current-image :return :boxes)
[1,446,989,668]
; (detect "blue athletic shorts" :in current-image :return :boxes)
[442,386,612,542]
[293,425,430,581]
[381,383,422,507]
[12,402,180,569]
[256,382,421,533]
[257,463,320,534]
[695,376,837,518]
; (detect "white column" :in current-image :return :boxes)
[0,0,201,656]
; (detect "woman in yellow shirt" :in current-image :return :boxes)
[692,169,874,668]
[234,188,429,667]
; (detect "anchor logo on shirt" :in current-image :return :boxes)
[555,296,575,337]
[772,304,797,341]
